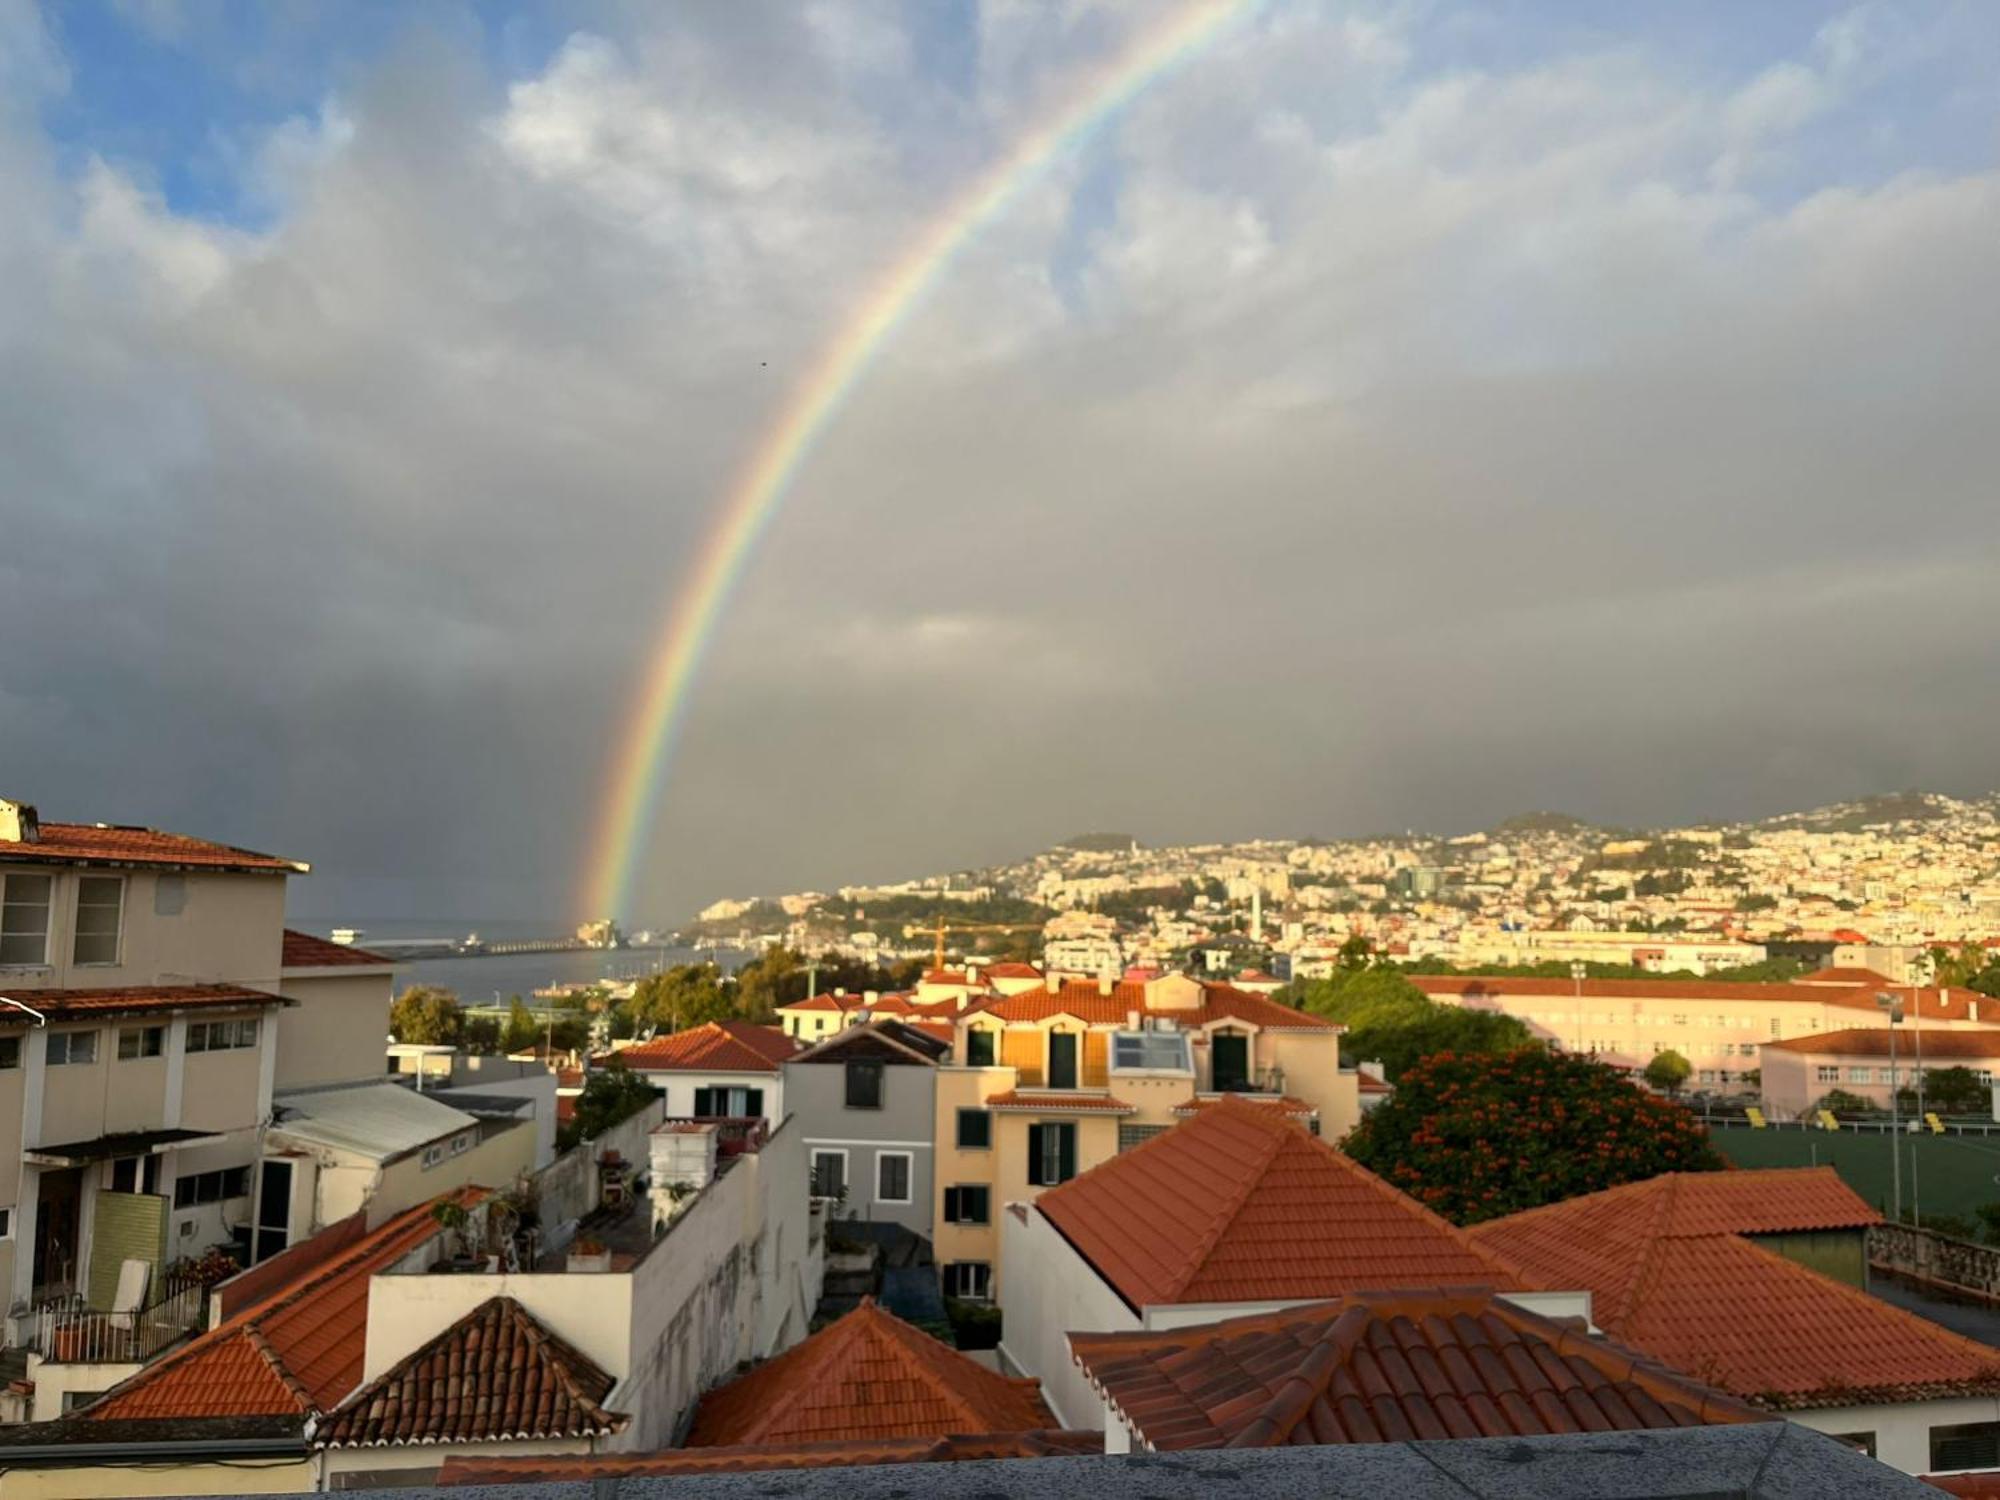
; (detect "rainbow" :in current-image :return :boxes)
[582,0,1262,922]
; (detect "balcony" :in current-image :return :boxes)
[34,1275,207,1366]
[661,1115,768,1166]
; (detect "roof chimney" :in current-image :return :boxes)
[0,800,39,845]
[864,990,879,1004]
[1125,1009,1140,1030]
[1097,971,1114,996]
[834,988,847,998]
[1045,972,1061,994]
[967,964,980,984]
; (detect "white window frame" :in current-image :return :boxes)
[71,873,126,968]
[0,1207,11,1239]
[421,1144,446,1169]
[943,1261,992,1301]
[47,1030,98,1066]
[810,1147,849,1199]
[118,1025,166,1061]
[875,1150,914,1206]
[0,872,53,969]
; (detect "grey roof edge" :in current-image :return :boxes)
[318,1423,1936,1500]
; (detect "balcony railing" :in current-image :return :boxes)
[35,1275,207,1366]
[661,1115,769,1162]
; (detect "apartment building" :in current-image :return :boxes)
[785,1020,948,1237]
[1760,1027,2000,1117]
[932,972,1353,1302]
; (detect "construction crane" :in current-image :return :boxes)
[908,915,1044,972]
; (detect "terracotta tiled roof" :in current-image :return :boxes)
[685,1299,1054,1447]
[1798,966,1900,987]
[983,963,1044,979]
[0,821,304,873]
[434,1430,1102,1485]
[1037,1095,1530,1309]
[615,1020,799,1074]
[0,985,282,1024]
[1468,1172,2000,1409]
[1765,1026,2000,1059]
[316,1297,626,1448]
[1355,1073,1392,1095]
[282,930,393,968]
[986,1090,1136,1113]
[1170,1094,1317,1118]
[982,980,1334,1032]
[84,1189,485,1422]
[1071,1291,1767,1450]
[1413,974,2000,1024]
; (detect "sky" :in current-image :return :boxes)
[3,1,1998,927]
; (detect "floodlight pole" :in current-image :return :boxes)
[1878,992,1903,1224]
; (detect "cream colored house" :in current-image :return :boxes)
[1760,1027,2000,1118]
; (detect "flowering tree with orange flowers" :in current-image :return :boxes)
[1343,1047,1723,1225]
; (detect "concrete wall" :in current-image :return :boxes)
[0,1457,317,1497]
[0,866,287,993]
[998,1203,1140,1428]
[534,1098,667,1244]
[784,1057,934,1237]
[1752,1227,1869,1287]
[1792,1392,2000,1477]
[275,970,392,1091]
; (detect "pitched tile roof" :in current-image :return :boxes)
[282,930,393,968]
[0,985,282,1024]
[1411,974,2000,1024]
[0,821,304,873]
[1171,1093,1318,1118]
[1765,1027,2000,1059]
[316,1297,626,1448]
[1798,966,1900,987]
[434,1430,1102,1485]
[979,979,1335,1032]
[986,1090,1136,1113]
[84,1189,484,1422]
[1071,1291,1767,1450]
[1037,1095,1531,1309]
[613,1019,800,1073]
[1468,1172,2000,1409]
[685,1298,1054,1447]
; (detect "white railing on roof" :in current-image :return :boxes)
[34,1275,206,1365]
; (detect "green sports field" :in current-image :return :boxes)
[1710,1123,2000,1225]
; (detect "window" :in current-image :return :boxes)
[173,1166,251,1208]
[956,1108,992,1149]
[46,1030,98,1066]
[118,1025,165,1060]
[1817,1066,1840,1083]
[449,1130,474,1156]
[1770,1019,1783,1037]
[0,1037,18,1070]
[188,1018,261,1053]
[0,1207,10,1239]
[1110,1031,1192,1073]
[965,1029,996,1067]
[421,1144,446,1169]
[876,1151,912,1204]
[942,1261,992,1301]
[943,1185,991,1224]
[0,873,52,966]
[845,1059,883,1110]
[1848,1066,1872,1084]
[72,875,124,966]
[694,1085,765,1118]
[109,1155,162,1194]
[1026,1122,1076,1186]
[811,1150,847,1199]
[1931,1420,2000,1472]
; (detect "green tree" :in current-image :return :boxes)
[1930,943,1991,989]
[389,986,465,1046]
[1642,1050,1692,1095]
[499,998,540,1054]
[558,1059,660,1150]
[1815,1088,1871,1115]
[629,964,733,1033]
[1282,968,1534,1080]
[1343,1047,1723,1225]
[1899,1066,1988,1117]
[1337,934,1376,971]
[463,1015,501,1054]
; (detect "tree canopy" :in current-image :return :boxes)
[1642,1049,1691,1094]
[389,986,465,1046]
[1343,1048,1723,1224]
[1281,966,1535,1081]
[559,1059,660,1150]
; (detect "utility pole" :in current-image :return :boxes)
[1571,962,1587,1054]
[1878,992,1904,1224]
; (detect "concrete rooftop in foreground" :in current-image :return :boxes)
[322,1423,1930,1499]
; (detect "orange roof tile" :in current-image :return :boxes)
[1765,1027,2000,1059]
[1413,974,2000,1025]
[685,1299,1053,1447]
[1798,966,1901,987]
[614,1020,799,1074]
[1071,1291,1767,1450]
[1171,1093,1317,1117]
[85,1189,484,1422]
[317,1297,625,1448]
[282,930,393,968]
[434,1430,1102,1485]
[0,985,282,1024]
[981,979,1334,1032]
[0,821,304,873]
[986,1090,1136,1113]
[1468,1172,2000,1408]
[1037,1096,1531,1309]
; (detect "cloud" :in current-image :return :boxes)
[3,2,1999,924]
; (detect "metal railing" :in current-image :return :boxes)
[35,1276,207,1365]
[1870,1222,2000,1304]
[661,1115,769,1161]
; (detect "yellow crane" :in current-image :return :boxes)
[908,915,1044,971]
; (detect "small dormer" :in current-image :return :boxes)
[1143,973,1204,1012]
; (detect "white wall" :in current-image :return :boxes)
[629,1069,784,1127]
[1791,1394,2000,1477]
[997,1203,1139,1428]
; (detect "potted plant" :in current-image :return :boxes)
[430,1201,483,1271]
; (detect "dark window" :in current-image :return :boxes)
[118,1026,164,1060]
[0,1037,18,1070]
[743,1087,764,1118]
[966,1029,996,1067]
[47,1030,97,1066]
[110,1157,139,1193]
[845,1060,883,1109]
[943,1262,992,1300]
[1932,1421,2000,1473]
[256,1159,293,1264]
[174,1166,251,1209]
[73,875,124,965]
[1026,1122,1077,1186]
[0,1207,10,1239]
[1212,1032,1251,1092]
[1048,1032,1078,1090]
[956,1108,991,1149]
[943,1185,991,1225]
[811,1152,846,1198]
[693,1086,719,1117]
[876,1153,911,1203]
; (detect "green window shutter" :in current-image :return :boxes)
[88,1191,167,1310]
[1058,1124,1077,1183]
[1027,1124,1045,1186]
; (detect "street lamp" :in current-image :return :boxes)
[1877,992,1904,1223]
[1570,962,1587,1055]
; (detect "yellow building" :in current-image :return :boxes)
[929,972,1352,1300]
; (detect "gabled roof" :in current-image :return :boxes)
[986,1090,1135,1114]
[1170,1093,1317,1119]
[0,984,284,1025]
[1411,973,2000,1023]
[787,1020,946,1066]
[434,1430,1102,1485]
[1468,1172,2000,1409]
[315,1297,626,1448]
[1765,1026,2000,1059]
[979,979,1335,1033]
[85,1190,484,1422]
[615,1019,799,1074]
[686,1299,1054,1447]
[1797,966,1900,987]
[1071,1291,1767,1450]
[0,821,305,873]
[1037,1095,1530,1309]
[282,930,393,968]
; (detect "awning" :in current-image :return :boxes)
[26,1128,226,1167]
